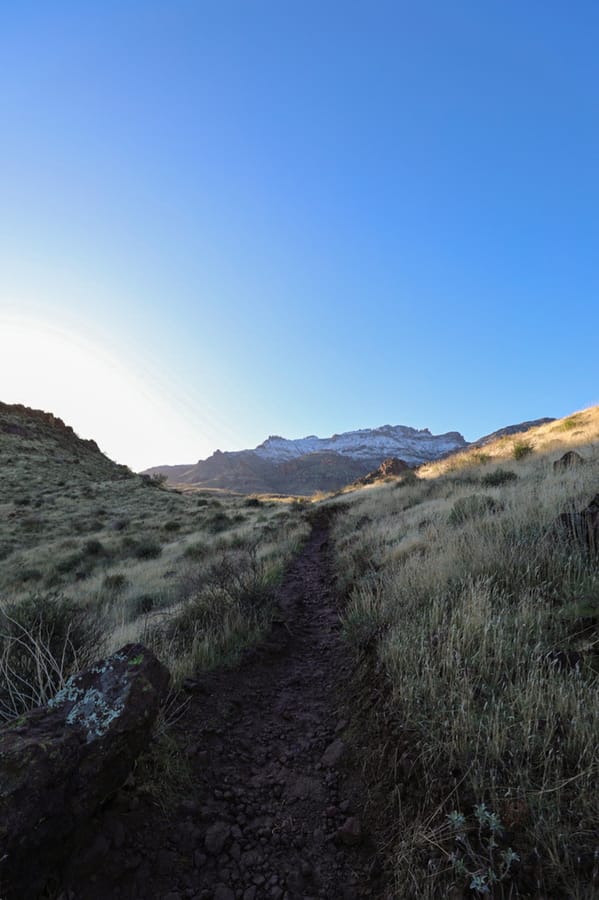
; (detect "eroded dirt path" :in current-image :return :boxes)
[61,515,385,900]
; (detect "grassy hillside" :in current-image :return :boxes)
[4,400,599,896]
[328,405,599,898]
[0,403,309,718]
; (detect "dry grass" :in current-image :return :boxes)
[328,405,599,897]
[0,404,310,716]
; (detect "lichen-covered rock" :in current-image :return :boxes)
[0,643,169,899]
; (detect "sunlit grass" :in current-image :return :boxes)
[329,405,599,897]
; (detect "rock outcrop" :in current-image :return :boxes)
[0,643,169,899]
[554,493,599,555]
[356,456,412,486]
[553,450,585,471]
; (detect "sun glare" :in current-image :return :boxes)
[0,314,204,470]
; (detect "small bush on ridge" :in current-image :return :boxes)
[512,439,533,460]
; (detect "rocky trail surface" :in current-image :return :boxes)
[58,515,388,900]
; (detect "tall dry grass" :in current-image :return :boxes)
[1,419,311,716]
[330,407,599,897]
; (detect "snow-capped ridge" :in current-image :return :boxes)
[253,424,467,465]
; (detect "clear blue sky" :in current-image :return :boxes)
[1,1,597,469]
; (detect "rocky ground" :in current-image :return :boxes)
[57,515,388,900]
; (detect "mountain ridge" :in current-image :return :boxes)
[144,417,553,493]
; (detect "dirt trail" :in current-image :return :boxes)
[60,515,386,900]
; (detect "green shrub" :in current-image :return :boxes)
[183,541,209,561]
[54,552,85,574]
[559,415,583,431]
[127,594,156,617]
[84,538,105,556]
[0,593,103,720]
[481,468,518,487]
[204,548,277,612]
[205,512,233,534]
[111,516,130,531]
[448,494,501,526]
[163,520,181,532]
[392,470,418,488]
[512,439,533,460]
[134,538,162,560]
[102,572,128,593]
[19,567,42,584]
[20,516,44,531]
[140,472,167,487]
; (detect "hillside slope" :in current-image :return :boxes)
[328,404,599,897]
[0,401,309,683]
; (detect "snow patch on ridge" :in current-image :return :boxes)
[254,425,467,466]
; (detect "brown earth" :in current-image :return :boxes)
[58,514,389,900]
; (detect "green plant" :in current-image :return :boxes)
[140,472,167,487]
[0,593,103,720]
[102,572,128,593]
[163,520,180,532]
[512,439,533,460]
[134,697,193,811]
[559,415,583,431]
[204,512,233,534]
[111,516,130,531]
[84,538,105,556]
[183,541,209,561]
[393,470,418,488]
[128,594,156,617]
[133,538,162,560]
[480,468,518,487]
[446,804,519,895]
[448,494,500,526]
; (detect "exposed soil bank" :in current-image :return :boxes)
[58,515,388,900]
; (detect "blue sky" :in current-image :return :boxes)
[1,1,597,469]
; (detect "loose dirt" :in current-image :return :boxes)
[59,515,387,900]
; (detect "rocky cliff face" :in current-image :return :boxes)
[144,424,468,494]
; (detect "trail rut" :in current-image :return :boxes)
[60,516,386,900]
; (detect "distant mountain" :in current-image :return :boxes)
[253,425,467,465]
[144,424,468,494]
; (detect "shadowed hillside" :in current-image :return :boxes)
[0,402,310,711]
